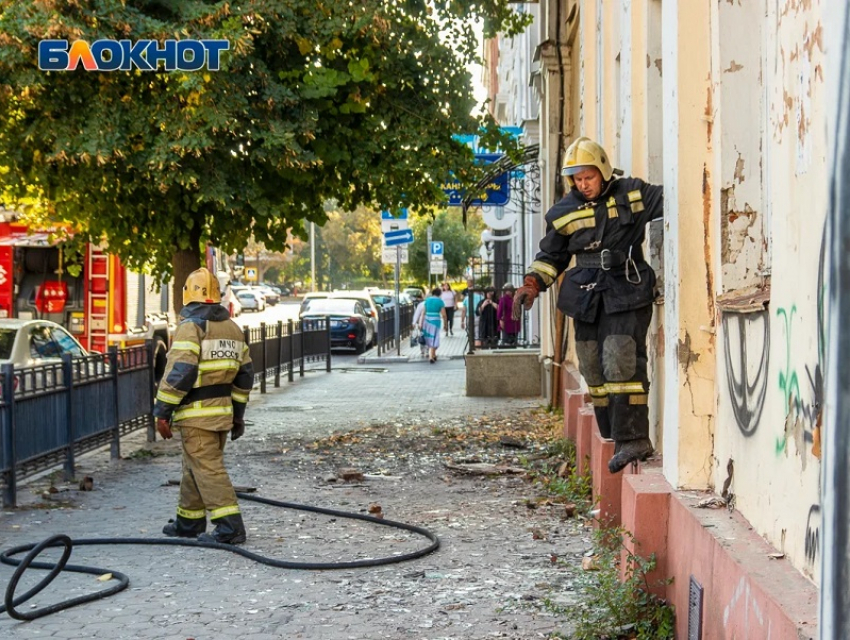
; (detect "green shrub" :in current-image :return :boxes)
[553,525,675,639]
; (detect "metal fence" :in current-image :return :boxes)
[0,321,333,507]
[375,303,414,355]
[242,319,332,393]
[0,345,153,507]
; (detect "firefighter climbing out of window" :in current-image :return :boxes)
[513,137,664,473]
[154,267,254,544]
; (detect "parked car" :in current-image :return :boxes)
[403,287,425,304]
[257,285,279,306]
[222,285,243,317]
[0,319,88,368]
[369,291,397,311]
[299,297,375,353]
[329,291,380,344]
[236,290,264,312]
[298,291,330,316]
[0,319,101,389]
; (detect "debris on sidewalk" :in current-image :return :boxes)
[443,461,526,475]
[338,467,365,482]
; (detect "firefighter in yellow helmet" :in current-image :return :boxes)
[513,137,664,473]
[154,267,253,544]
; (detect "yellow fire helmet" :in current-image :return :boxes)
[560,137,614,188]
[182,267,222,305]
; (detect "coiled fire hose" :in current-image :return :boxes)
[0,492,440,621]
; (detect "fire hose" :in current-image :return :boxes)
[0,492,440,621]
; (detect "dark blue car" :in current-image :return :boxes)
[300,298,376,354]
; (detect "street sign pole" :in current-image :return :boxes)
[427,225,433,289]
[395,246,401,356]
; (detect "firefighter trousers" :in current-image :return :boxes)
[176,426,240,522]
[574,303,653,443]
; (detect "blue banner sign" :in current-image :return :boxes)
[443,153,510,207]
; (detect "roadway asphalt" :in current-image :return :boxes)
[0,336,573,639]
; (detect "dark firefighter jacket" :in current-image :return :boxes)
[153,302,253,431]
[526,177,664,322]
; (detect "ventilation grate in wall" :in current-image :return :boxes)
[688,575,704,640]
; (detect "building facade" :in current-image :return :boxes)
[485,0,826,636]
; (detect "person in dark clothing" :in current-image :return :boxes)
[476,287,499,348]
[497,284,521,346]
[512,137,664,473]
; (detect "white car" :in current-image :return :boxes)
[236,290,264,312]
[0,319,88,367]
[0,319,101,390]
[222,286,243,317]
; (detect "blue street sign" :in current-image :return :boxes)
[381,208,409,220]
[430,241,444,256]
[384,228,414,247]
[443,153,510,207]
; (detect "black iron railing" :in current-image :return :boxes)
[0,321,333,507]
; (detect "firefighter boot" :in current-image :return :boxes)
[607,438,654,473]
[198,514,247,545]
[607,398,653,473]
[162,515,206,538]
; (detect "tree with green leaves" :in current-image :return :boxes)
[319,205,383,285]
[405,209,485,284]
[0,0,527,309]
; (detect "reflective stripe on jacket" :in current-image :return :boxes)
[153,303,253,431]
[526,177,664,321]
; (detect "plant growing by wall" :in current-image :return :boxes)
[549,525,675,640]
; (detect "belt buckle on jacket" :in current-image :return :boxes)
[599,248,612,271]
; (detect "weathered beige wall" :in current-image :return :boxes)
[534,0,826,589]
[713,0,826,582]
[659,0,716,490]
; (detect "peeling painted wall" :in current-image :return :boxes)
[716,0,769,292]
[714,0,825,583]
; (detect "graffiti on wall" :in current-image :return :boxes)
[722,311,770,436]
[775,304,822,463]
[775,225,826,462]
[804,503,821,571]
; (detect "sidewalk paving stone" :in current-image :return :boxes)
[0,356,581,640]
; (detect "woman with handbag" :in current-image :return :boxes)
[411,298,428,357]
[420,288,447,363]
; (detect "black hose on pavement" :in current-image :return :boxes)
[0,492,440,621]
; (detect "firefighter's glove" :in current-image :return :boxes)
[231,418,245,442]
[512,276,542,321]
[156,418,173,440]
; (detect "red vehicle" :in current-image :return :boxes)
[0,217,172,377]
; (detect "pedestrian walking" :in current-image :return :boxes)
[513,136,664,473]
[154,267,254,544]
[476,287,499,348]
[420,287,447,363]
[497,284,520,346]
[440,282,457,335]
[412,298,428,357]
